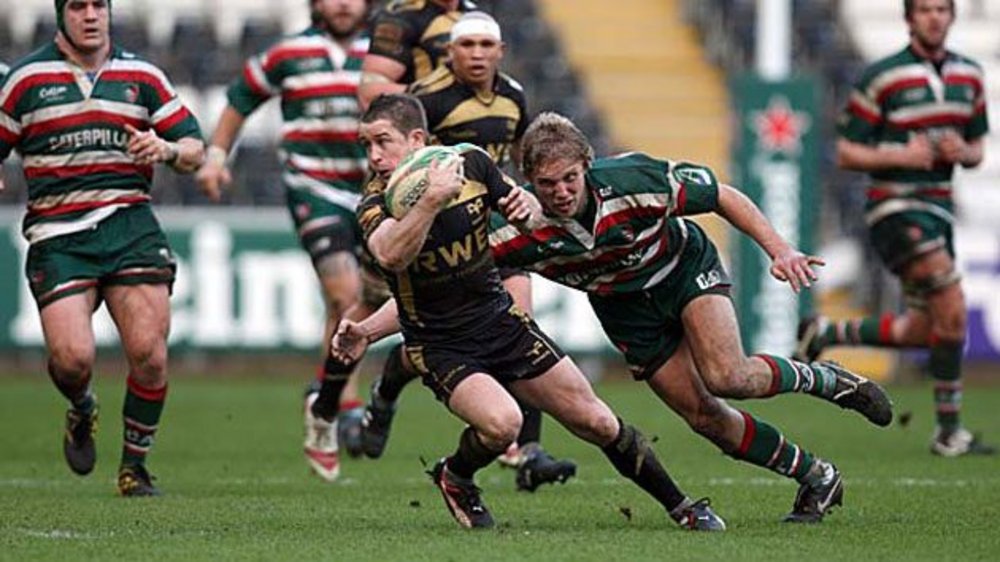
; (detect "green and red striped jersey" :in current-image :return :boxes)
[0,61,8,83]
[227,27,368,210]
[839,45,989,224]
[490,152,720,295]
[0,44,202,244]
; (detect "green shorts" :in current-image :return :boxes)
[588,221,731,381]
[285,187,361,265]
[25,205,176,309]
[869,211,954,272]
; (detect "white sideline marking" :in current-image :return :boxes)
[17,528,96,540]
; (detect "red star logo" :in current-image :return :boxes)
[751,96,811,154]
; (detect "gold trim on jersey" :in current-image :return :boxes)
[395,270,422,326]
[409,66,456,95]
[437,97,521,130]
[421,14,460,42]
[447,179,488,208]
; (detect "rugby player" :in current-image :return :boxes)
[196,0,371,482]
[487,113,895,523]
[0,0,205,496]
[795,0,993,457]
[361,12,576,491]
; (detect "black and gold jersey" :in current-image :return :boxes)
[368,0,477,83]
[357,145,518,343]
[408,64,528,167]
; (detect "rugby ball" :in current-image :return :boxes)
[385,145,464,219]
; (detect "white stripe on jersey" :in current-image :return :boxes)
[21,98,149,127]
[246,58,279,96]
[283,152,367,174]
[849,90,882,118]
[866,64,928,101]
[110,59,178,97]
[887,101,974,124]
[28,187,147,210]
[282,70,362,92]
[601,193,671,216]
[282,116,361,135]
[150,97,183,125]
[0,61,76,108]
[283,171,363,210]
[23,150,133,170]
[24,205,126,244]
[0,110,21,136]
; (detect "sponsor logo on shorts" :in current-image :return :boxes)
[696,269,723,290]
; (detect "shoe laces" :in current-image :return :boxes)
[67,409,97,444]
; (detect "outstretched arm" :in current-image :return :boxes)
[331,299,401,363]
[716,183,824,292]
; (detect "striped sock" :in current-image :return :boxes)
[757,354,837,398]
[733,411,814,482]
[929,336,963,431]
[121,375,167,467]
[822,313,895,347]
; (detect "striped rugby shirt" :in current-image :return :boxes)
[839,45,989,226]
[490,152,720,295]
[227,27,369,211]
[0,44,201,245]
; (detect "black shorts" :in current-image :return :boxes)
[404,306,565,403]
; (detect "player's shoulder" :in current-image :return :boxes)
[381,0,433,15]
[409,65,456,95]
[857,46,917,84]
[497,72,526,99]
[110,46,174,81]
[594,151,665,172]
[946,49,985,76]
[363,173,389,196]
[3,43,63,78]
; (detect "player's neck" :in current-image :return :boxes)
[909,38,947,63]
[55,32,111,72]
[432,0,461,10]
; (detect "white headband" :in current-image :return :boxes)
[450,14,502,42]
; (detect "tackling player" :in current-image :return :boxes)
[0,0,205,496]
[488,113,895,523]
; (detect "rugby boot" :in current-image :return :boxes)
[428,458,495,529]
[793,316,829,362]
[784,460,843,523]
[303,392,340,481]
[64,405,98,476]
[514,443,577,492]
[930,427,997,457]
[361,378,397,459]
[337,405,365,459]
[117,464,160,497]
[816,361,893,427]
[670,497,727,531]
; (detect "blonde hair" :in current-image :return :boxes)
[520,112,593,179]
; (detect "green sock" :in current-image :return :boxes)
[733,411,814,482]
[758,354,836,397]
[929,339,963,431]
[121,376,167,467]
[823,313,895,347]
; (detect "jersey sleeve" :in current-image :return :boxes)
[0,81,21,161]
[368,11,418,70]
[226,45,283,117]
[838,69,883,143]
[463,147,514,208]
[143,66,202,142]
[967,71,989,140]
[666,161,720,216]
[357,177,392,242]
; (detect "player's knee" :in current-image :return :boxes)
[127,340,168,379]
[477,407,522,449]
[49,344,95,380]
[698,356,752,397]
[566,402,618,445]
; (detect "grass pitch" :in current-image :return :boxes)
[1,372,999,561]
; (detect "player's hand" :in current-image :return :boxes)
[935,130,968,165]
[899,133,934,170]
[124,124,177,166]
[499,186,543,229]
[195,147,232,202]
[769,250,825,293]
[423,158,464,208]
[331,319,371,364]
